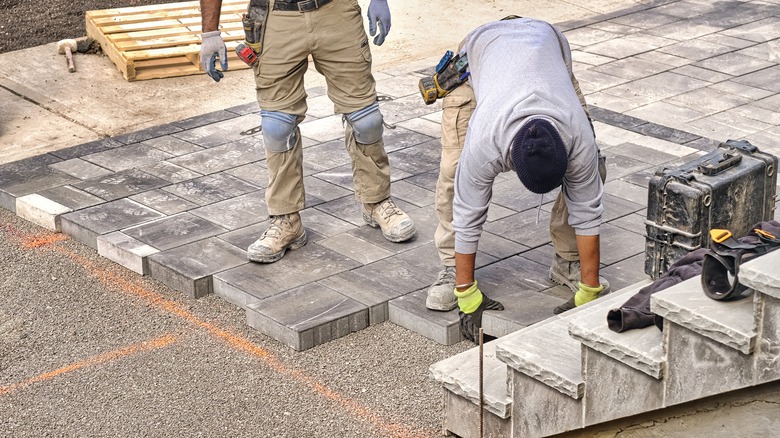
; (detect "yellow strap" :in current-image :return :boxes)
[710,229,732,243]
[754,228,777,239]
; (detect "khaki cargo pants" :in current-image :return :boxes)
[254,0,391,215]
[435,78,605,266]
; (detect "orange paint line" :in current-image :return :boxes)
[1,224,433,438]
[0,334,178,396]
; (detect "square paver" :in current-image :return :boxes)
[122,212,227,251]
[60,198,164,249]
[148,237,248,298]
[213,241,360,305]
[73,168,170,201]
[246,283,369,351]
[162,172,259,205]
[189,191,267,230]
[81,143,174,172]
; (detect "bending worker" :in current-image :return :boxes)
[199,0,416,263]
[421,17,609,342]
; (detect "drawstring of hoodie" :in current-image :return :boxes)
[535,193,544,225]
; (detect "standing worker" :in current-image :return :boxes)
[199,0,416,263]
[420,17,610,342]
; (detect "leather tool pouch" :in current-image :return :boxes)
[244,0,272,55]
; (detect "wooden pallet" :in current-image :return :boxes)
[86,0,250,81]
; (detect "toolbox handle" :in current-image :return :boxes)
[698,151,742,175]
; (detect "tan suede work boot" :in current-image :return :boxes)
[362,197,416,242]
[426,266,457,311]
[247,213,307,263]
[549,254,581,292]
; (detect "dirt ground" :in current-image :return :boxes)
[0,0,181,54]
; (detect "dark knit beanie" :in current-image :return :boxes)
[511,118,568,194]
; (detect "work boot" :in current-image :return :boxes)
[363,197,416,242]
[549,254,581,293]
[426,266,457,311]
[247,213,307,263]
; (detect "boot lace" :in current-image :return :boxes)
[434,266,456,286]
[377,198,402,220]
[262,215,289,239]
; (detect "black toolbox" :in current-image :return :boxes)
[644,139,778,279]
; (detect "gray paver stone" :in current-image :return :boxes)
[60,198,164,249]
[148,237,248,298]
[245,283,368,351]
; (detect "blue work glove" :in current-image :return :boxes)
[367,0,391,46]
[455,281,504,343]
[200,30,228,82]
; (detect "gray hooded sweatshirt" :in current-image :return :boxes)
[453,18,603,255]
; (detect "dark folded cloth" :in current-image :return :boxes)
[607,249,708,333]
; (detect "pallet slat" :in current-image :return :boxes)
[86,0,250,81]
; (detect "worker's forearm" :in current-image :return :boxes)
[575,234,600,287]
[200,0,224,32]
[455,252,477,291]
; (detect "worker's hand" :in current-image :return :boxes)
[367,0,391,46]
[574,282,607,307]
[200,30,228,82]
[455,281,504,343]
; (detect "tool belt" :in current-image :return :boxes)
[701,222,780,300]
[273,0,332,11]
[418,51,470,105]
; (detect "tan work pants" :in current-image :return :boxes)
[254,0,391,215]
[435,76,605,265]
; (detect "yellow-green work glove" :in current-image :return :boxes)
[454,281,504,343]
[574,282,605,307]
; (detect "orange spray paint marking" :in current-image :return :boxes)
[0,334,178,396]
[1,224,432,438]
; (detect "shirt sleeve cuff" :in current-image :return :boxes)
[574,225,600,236]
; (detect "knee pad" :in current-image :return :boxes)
[261,110,298,153]
[345,103,384,144]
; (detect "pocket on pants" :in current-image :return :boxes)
[441,92,475,150]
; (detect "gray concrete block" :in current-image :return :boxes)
[81,143,174,172]
[389,289,461,345]
[73,168,169,201]
[189,191,267,230]
[582,346,664,426]
[319,270,409,325]
[568,280,664,378]
[245,283,368,351]
[664,322,755,406]
[162,173,259,206]
[511,368,583,438]
[37,185,105,211]
[429,340,511,419]
[141,135,204,156]
[739,250,780,300]
[496,317,583,399]
[756,294,780,383]
[97,231,159,275]
[442,389,511,438]
[49,158,113,180]
[651,277,757,354]
[167,137,263,174]
[137,161,203,184]
[60,198,163,249]
[122,212,227,251]
[148,237,248,299]
[129,189,198,215]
